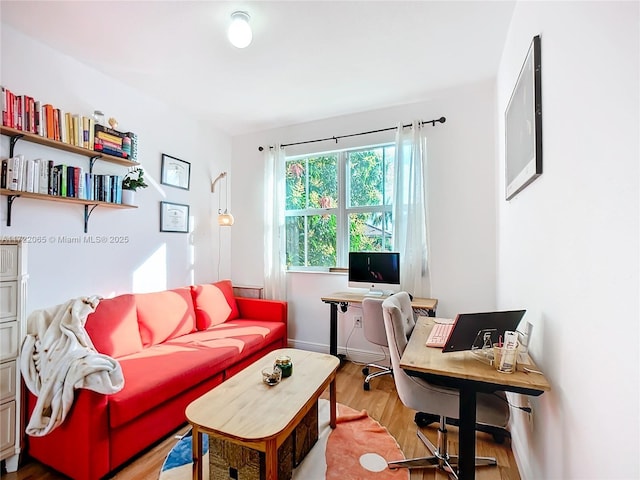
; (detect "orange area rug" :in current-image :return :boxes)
[325,402,408,479]
[160,399,408,479]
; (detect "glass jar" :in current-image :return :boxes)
[274,355,293,377]
[93,110,105,126]
[262,366,282,386]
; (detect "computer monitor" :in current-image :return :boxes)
[348,252,401,296]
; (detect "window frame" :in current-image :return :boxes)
[285,142,395,271]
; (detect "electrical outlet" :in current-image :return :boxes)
[354,315,362,328]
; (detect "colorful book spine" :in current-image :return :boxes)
[1,86,8,127]
[0,159,6,189]
[47,161,54,195]
[6,156,20,191]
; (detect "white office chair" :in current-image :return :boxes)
[361,297,392,390]
[381,292,510,477]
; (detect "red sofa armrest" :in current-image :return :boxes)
[235,297,287,325]
[26,388,110,480]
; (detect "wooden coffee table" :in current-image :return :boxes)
[186,348,339,480]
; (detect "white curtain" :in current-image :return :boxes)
[263,145,287,300]
[393,121,431,298]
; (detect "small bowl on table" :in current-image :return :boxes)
[262,366,282,386]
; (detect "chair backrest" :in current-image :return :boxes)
[381,292,415,358]
[383,291,465,416]
[361,297,387,347]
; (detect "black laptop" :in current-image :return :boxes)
[441,310,526,353]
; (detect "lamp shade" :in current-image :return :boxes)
[228,11,252,48]
[218,212,235,226]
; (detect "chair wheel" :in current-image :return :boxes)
[363,382,370,391]
[362,367,369,376]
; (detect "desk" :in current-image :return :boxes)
[400,316,550,480]
[320,292,438,358]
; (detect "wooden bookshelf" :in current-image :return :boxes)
[0,189,137,233]
[1,126,139,232]
[0,189,136,208]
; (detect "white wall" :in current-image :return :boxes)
[230,80,499,356]
[496,2,639,479]
[0,26,232,312]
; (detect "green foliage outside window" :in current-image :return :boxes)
[285,145,395,268]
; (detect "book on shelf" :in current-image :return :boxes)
[96,130,123,145]
[35,100,42,136]
[15,95,23,131]
[65,112,72,144]
[15,155,25,191]
[25,158,35,193]
[47,160,54,195]
[43,104,54,139]
[82,116,88,149]
[51,165,60,196]
[55,164,67,197]
[88,118,95,152]
[84,172,93,201]
[5,155,23,191]
[94,123,125,139]
[73,114,82,147]
[66,165,76,198]
[23,96,30,133]
[1,159,6,189]
[38,159,48,195]
[58,108,67,144]
[1,86,8,127]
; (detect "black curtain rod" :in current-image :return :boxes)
[257,116,446,151]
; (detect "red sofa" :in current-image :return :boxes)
[25,280,287,480]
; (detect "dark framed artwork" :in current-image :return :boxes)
[505,35,542,201]
[160,201,190,233]
[161,154,191,190]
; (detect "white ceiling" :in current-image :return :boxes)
[0,1,516,136]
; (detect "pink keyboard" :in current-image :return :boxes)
[426,322,454,348]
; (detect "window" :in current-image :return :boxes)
[285,144,395,269]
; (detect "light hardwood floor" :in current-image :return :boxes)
[3,360,520,480]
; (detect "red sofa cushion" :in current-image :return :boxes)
[191,280,239,330]
[170,319,286,356]
[135,287,196,347]
[109,340,237,428]
[85,294,143,358]
[108,319,286,428]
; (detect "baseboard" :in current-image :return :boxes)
[286,339,388,366]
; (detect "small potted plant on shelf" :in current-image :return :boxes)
[122,167,148,205]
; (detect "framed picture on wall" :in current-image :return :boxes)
[160,201,190,233]
[505,35,542,201]
[161,154,191,190]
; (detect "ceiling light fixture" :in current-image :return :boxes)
[228,11,252,49]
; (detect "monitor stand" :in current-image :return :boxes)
[364,289,384,297]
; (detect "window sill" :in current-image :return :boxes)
[287,268,346,275]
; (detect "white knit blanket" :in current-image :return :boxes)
[20,296,125,436]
